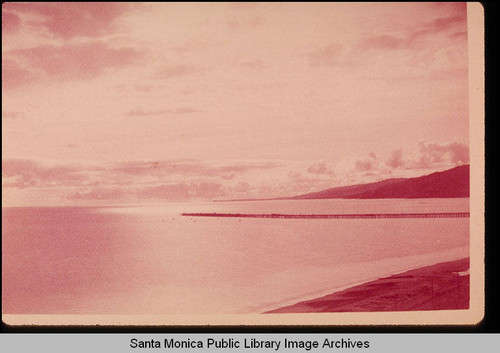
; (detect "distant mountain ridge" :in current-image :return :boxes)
[290,165,469,200]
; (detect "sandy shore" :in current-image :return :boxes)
[182,212,469,219]
[267,258,469,313]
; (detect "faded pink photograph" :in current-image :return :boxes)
[2,3,477,323]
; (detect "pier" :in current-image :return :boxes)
[181,212,470,219]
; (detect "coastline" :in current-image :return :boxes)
[266,258,469,313]
[181,212,469,219]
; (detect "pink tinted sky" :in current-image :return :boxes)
[2,3,469,206]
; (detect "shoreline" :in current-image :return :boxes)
[266,258,469,313]
[182,212,469,219]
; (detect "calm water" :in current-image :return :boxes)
[2,199,469,314]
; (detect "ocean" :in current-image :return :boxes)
[2,198,469,314]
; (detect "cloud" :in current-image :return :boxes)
[385,141,469,171]
[306,161,335,176]
[4,2,137,39]
[2,158,280,192]
[1,58,40,90]
[283,169,334,196]
[386,148,404,168]
[171,107,200,114]
[68,181,225,201]
[2,158,281,202]
[2,11,22,34]
[409,14,467,40]
[2,110,24,120]
[308,43,343,67]
[3,42,142,89]
[137,182,224,201]
[428,14,466,32]
[2,141,469,204]
[329,143,467,187]
[189,182,224,199]
[332,152,396,186]
[448,31,467,40]
[126,109,166,117]
[231,181,250,193]
[67,188,126,200]
[135,183,190,200]
[356,159,375,172]
[110,160,279,178]
[336,153,382,175]
[361,11,467,52]
[168,39,208,54]
[2,159,87,189]
[225,16,265,30]
[357,7,468,83]
[428,2,467,13]
[156,64,202,79]
[361,35,407,50]
[412,141,469,168]
[220,172,237,180]
[126,107,199,117]
[133,84,155,92]
[240,60,265,70]
[287,170,319,184]
[9,42,141,80]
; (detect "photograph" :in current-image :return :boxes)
[2,2,483,326]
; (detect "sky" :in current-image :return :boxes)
[2,2,470,206]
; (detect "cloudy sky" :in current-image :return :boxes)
[2,3,469,206]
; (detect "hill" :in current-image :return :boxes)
[290,165,469,199]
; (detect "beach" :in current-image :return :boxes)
[267,258,469,313]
